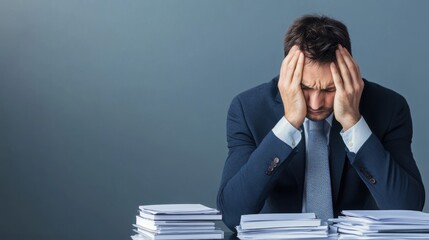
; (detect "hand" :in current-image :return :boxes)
[278,46,306,129]
[330,45,364,131]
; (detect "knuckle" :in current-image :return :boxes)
[278,81,286,89]
[352,86,359,92]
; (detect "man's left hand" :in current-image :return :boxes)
[330,45,364,131]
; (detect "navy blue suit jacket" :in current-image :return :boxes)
[217,77,425,231]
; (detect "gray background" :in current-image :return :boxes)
[0,0,428,239]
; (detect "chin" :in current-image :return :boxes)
[307,112,331,121]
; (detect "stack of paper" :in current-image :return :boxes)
[236,213,328,239]
[330,210,429,239]
[130,204,224,240]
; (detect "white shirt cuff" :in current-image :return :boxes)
[340,117,372,153]
[272,117,302,148]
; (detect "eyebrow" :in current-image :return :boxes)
[301,83,336,90]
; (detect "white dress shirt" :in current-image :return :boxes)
[272,114,372,212]
[272,114,372,153]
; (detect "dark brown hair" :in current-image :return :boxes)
[284,15,351,63]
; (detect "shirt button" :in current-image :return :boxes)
[369,178,376,184]
[348,142,354,148]
[291,140,296,147]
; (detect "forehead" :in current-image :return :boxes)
[302,59,334,89]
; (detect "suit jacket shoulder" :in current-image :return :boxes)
[230,77,282,145]
[360,79,412,140]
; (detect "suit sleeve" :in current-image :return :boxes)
[216,96,297,231]
[347,96,425,210]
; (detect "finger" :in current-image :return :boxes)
[281,45,299,71]
[355,63,363,88]
[336,47,353,92]
[330,62,344,92]
[339,45,362,89]
[279,46,299,83]
[283,49,301,85]
[292,52,304,86]
[287,45,299,59]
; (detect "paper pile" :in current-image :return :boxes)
[236,213,328,239]
[131,204,224,240]
[330,210,429,239]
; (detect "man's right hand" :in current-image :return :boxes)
[278,45,306,129]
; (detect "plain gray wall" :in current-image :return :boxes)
[1,0,428,239]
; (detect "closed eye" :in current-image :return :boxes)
[323,88,336,93]
[301,84,335,92]
[301,84,311,90]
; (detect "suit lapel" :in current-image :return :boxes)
[329,118,346,204]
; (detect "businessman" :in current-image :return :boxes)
[217,15,425,231]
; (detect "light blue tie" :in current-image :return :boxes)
[305,120,333,221]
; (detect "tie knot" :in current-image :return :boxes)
[309,120,325,132]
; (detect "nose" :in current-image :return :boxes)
[308,91,324,110]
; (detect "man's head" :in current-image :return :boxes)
[284,15,351,121]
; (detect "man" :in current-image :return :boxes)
[217,15,425,231]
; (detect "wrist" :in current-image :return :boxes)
[340,114,361,131]
[284,114,304,129]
